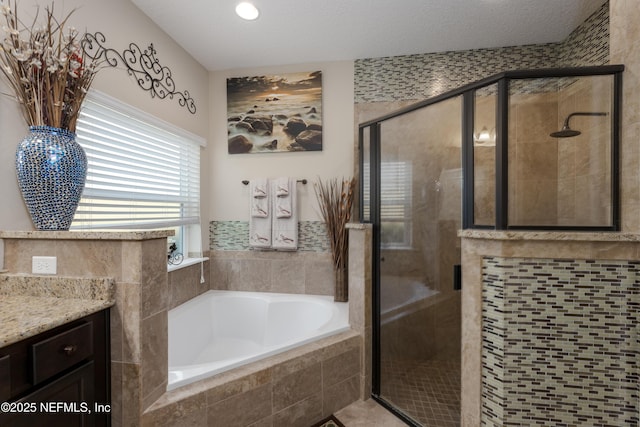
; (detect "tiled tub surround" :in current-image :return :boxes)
[210,220,335,295]
[210,220,334,295]
[482,257,638,426]
[143,224,373,427]
[459,230,640,426]
[0,273,115,346]
[210,250,335,295]
[143,330,362,427]
[168,255,211,310]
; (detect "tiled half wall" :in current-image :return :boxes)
[481,256,639,426]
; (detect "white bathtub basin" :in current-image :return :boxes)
[167,290,349,390]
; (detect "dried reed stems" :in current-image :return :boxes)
[314,177,356,301]
[0,1,103,131]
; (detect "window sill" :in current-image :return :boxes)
[381,245,413,251]
[167,257,209,273]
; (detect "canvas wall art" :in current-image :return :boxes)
[227,71,322,154]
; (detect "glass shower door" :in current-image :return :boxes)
[375,96,462,427]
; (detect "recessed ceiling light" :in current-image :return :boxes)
[236,2,259,20]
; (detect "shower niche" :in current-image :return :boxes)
[359,65,623,427]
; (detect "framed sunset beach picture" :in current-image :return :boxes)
[226,71,323,154]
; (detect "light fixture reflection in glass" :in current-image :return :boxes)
[474,126,495,146]
[236,2,259,20]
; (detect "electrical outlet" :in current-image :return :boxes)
[32,256,57,274]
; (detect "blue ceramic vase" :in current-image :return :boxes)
[15,126,87,230]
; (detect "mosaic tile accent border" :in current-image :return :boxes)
[557,1,609,67]
[481,256,640,426]
[210,220,330,252]
[210,220,249,250]
[354,2,609,103]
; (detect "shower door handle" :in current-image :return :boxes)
[453,264,462,291]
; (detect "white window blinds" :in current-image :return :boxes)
[362,161,413,221]
[362,161,413,247]
[71,91,204,230]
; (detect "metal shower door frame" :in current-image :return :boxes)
[358,64,624,426]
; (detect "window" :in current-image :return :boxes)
[363,161,413,248]
[71,91,205,257]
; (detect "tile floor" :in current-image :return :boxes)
[334,399,407,427]
[336,358,461,426]
[380,358,460,426]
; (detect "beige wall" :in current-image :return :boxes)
[208,61,355,222]
[0,0,210,253]
[610,0,640,232]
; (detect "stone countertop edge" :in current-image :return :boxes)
[458,230,640,242]
[0,229,174,240]
[0,295,113,347]
[0,274,116,348]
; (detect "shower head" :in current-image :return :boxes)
[550,126,581,138]
[550,111,608,138]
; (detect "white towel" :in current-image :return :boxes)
[274,177,292,218]
[272,177,298,250]
[275,178,289,197]
[251,178,269,218]
[249,179,272,249]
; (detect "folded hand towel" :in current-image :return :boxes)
[253,180,268,198]
[249,179,271,249]
[252,199,269,218]
[275,177,292,218]
[251,178,269,217]
[275,178,289,197]
[272,178,298,250]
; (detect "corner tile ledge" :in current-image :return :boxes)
[0,230,174,240]
[458,230,640,242]
[346,223,372,230]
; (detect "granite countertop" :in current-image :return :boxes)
[0,274,115,347]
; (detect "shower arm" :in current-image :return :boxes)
[563,111,608,129]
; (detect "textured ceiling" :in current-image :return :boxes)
[131,0,607,71]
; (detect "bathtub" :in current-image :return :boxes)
[167,290,350,390]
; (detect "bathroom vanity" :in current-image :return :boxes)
[0,274,115,426]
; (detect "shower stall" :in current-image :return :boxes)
[358,65,622,426]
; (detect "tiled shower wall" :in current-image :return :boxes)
[481,256,639,426]
[354,1,609,103]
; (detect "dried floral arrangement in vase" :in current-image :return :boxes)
[314,177,356,302]
[0,1,104,230]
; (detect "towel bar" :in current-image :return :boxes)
[242,179,307,185]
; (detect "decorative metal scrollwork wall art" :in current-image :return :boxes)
[82,32,197,114]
